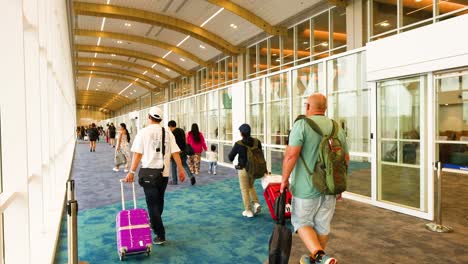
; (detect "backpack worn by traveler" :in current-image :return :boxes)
[295,115,348,195]
[237,139,267,180]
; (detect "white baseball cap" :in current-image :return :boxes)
[148,106,163,121]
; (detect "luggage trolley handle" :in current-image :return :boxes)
[120,179,137,210]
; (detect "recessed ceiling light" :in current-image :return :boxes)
[199,44,206,49]
[124,22,132,27]
[111,54,116,57]
[303,41,308,45]
[146,81,149,84]
[96,88,99,90]
[117,40,123,44]
[275,58,280,62]
[380,21,390,27]
[133,90,136,92]
[156,75,160,78]
[107,62,112,65]
[180,58,185,62]
[230,23,238,29]
[321,42,328,47]
[415,0,422,2]
[165,68,170,72]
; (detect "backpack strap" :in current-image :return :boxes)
[161,127,166,157]
[294,115,324,136]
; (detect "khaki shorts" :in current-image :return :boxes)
[291,195,336,235]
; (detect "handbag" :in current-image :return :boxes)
[114,150,126,166]
[138,127,166,188]
[268,190,292,264]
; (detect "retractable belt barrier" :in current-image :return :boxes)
[425,161,453,233]
[66,180,79,264]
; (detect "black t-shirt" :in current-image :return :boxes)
[171,128,186,152]
[228,137,263,168]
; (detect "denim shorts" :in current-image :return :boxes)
[291,195,336,235]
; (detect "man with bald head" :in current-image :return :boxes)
[281,93,348,264]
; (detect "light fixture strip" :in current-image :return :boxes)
[162,50,173,58]
[118,83,133,95]
[97,37,102,46]
[100,17,107,31]
[200,7,224,27]
[86,71,93,90]
[176,35,190,47]
[151,63,157,68]
[142,70,148,75]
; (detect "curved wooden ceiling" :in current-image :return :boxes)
[72,0,321,111]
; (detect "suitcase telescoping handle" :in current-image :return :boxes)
[120,179,137,210]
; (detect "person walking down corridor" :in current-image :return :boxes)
[206,144,218,175]
[228,124,262,218]
[109,123,116,147]
[87,123,99,152]
[167,120,196,185]
[186,123,207,175]
[114,123,131,172]
[125,106,186,245]
[280,93,349,264]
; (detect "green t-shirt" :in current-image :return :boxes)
[288,115,349,199]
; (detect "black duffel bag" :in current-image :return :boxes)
[268,189,292,264]
[138,127,166,188]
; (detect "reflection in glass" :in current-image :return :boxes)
[292,63,326,118]
[247,46,257,76]
[312,11,329,59]
[267,73,289,145]
[372,0,398,36]
[378,76,423,209]
[437,0,468,18]
[436,71,468,167]
[297,19,311,64]
[402,0,433,27]
[283,27,295,66]
[332,7,347,50]
[268,148,285,175]
[258,39,268,76]
[347,157,371,197]
[246,79,264,140]
[198,95,207,136]
[270,36,281,72]
[207,91,219,140]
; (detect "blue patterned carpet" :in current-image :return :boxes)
[54,142,281,263]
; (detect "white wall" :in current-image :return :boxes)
[366,14,468,81]
[0,0,76,263]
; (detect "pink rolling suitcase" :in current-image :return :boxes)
[116,179,152,261]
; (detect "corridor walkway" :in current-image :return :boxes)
[54,141,468,263]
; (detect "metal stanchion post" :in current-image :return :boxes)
[425,161,453,233]
[67,179,75,201]
[67,200,78,264]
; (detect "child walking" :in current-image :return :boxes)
[206,144,218,175]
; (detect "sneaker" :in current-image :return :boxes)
[124,169,129,173]
[112,168,119,172]
[213,172,217,175]
[253,203,261,215]
[315,254,337,264]
[153,236,165,245]
[242,210,254,218]
[300,255,315,264]
[190,177,196,186]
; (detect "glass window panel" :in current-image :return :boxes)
[270,36,281,72]
[312,11,330,58]
[219,59,226,86]
[207,91,219,140]
[328,53,370,154]
[266,73,289,145]
[402,0,434,27]
[220,88,232,141]
[267,148,285,175]
[292,63,326,118]
[378,76,424,209]
[223,144,233,164]
[282,27,295,66]
[436,71,468,166]
[437,0,468,18]
[258,39,268,76]
[198,95,207,135]
[372,0,398,36]
[247,46,257,76]
[246,79,265,140]
[332,7,347,49]
[347,157,371,197]
[297,19,311,64]
[230,56,237,82]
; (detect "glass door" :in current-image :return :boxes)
[377,76,426,211]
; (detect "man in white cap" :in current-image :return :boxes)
[125,106,186,245]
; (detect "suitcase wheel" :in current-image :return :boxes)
[145,245,151,257]
[119,249,126,261]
